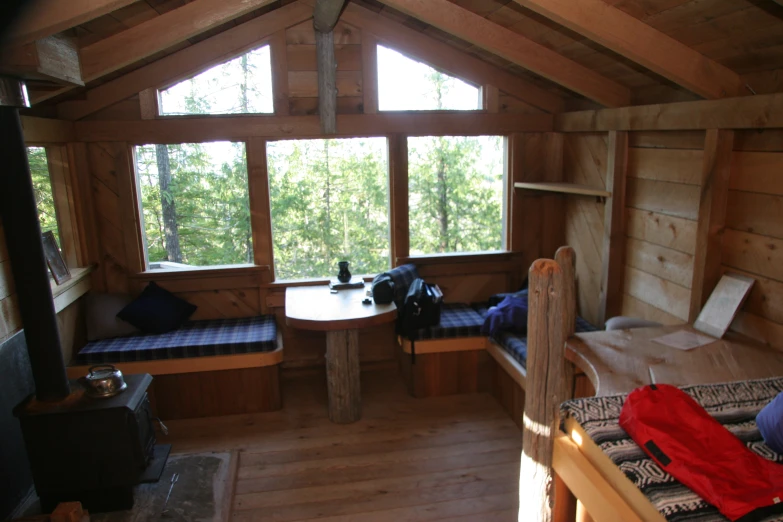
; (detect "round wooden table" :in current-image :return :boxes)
[285,283,397,423]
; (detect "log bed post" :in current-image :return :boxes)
[555,246,576,399]
[519,258,567,522]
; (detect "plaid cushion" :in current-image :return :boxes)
[493,316,599,368]
[76,315,278,364]
[385,264,419,310]
[408,303,485,341]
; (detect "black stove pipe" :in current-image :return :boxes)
[0,77,70,401]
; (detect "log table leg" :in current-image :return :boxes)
[325,329,361,423]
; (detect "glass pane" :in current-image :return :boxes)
[267,138,390,280]
[27,146,60,245]
[134,142,252,269]
[408,136,505,255]
[377,45,480,111]
[159,45,273,115]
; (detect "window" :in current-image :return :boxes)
[134,142,252,269]
[377,45,481,111]
[267,138,390,280]
[27,147,60,244]
[158,46,273,116]
[408,136,506,255]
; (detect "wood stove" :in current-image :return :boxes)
[0,75,169,513]
[14,374,170,512]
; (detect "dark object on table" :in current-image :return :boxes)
[337,261,352,283]
[400,278,442,336]
[41,231,71,285]
[329,278,364,290]
[117,282,197,334]
[371,273,395,304]
[362,298,372,305]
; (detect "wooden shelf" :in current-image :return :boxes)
[51,265,94,313]
[514,182,611,198]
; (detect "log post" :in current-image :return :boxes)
[325,328,361,423]
[313,0,346,135]
[519,259,567,522]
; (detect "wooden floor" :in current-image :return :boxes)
[161,367,521,521]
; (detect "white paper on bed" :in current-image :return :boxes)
[693,273,755,339]
[651,330,715,351]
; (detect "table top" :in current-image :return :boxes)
[285,284,397,332]
[566,324,783,396]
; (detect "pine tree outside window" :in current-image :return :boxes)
[27,147,61,245]
[266,138,390,281]
[158,45,274,116]
[134,142,252,269]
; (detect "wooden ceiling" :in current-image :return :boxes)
[7,0,783,113]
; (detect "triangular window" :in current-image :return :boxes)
[158,45,274,116]
[377,45,480,111]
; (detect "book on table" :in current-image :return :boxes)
[329,278,365,290]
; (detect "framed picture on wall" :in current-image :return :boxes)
[41,231,71,285]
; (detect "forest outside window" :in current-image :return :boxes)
[134,142,252,270]
[266,138,390,281]
[408,136,506,255]
[377,45,481,111]
[27,146,61,245]
[158,45,273,116]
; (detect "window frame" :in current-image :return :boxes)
[404,134,510,258]
[130,140,256,273]
[152,40,278,119]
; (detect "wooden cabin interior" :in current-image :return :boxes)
[2,0,783,520]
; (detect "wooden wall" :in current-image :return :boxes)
[724,129,783,349]
[620,132,704,325]
[563,133,607,326]
[0,221,20,343]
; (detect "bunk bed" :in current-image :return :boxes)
[520,247,783,521]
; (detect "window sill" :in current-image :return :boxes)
[51,265,94,314]
[132,264,271,282]
[397,251,521,266]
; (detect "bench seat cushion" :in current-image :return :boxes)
[408,303,486,341]
[493,316,598,368]
[76,315,278,364]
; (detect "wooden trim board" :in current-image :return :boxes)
[514,182,611,198]
[67,343,283,378]
[487,341,527,390]
[400,336,489,355]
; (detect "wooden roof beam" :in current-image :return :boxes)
[340,3,563,114]
[373,0,630,108]
[78,0,280,83]
[4,0,141,48]
[56,1,314,120]
[513,0,743,99]
[313,0,347,134]
[1,35,82,86]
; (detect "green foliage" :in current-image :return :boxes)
[135,142,252,267]
[408,135,504,255]
[267,139,390,280]
[27,147,60,245]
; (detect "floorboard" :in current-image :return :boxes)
[162,368,520,521]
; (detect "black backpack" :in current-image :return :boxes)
[400,278,442,337]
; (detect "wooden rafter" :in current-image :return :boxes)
[0,35,82,86]
[373,0,630,107]
[341,2,563,113]
[79,0,280,82]
[4,0,140,48]
[312,0,347,134]
[513,0,743,100]
[56,1,314,120]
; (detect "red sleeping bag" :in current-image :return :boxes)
[619,384,783,522]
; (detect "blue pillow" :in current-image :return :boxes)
[757,391,783,454]
[481,296,528,337]
[116,282,197,334]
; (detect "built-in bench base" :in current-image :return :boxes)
[66,336,284,420]
[396,337,490,398]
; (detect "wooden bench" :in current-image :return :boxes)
[66,331,284,420]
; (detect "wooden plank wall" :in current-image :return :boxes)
[0,221,21,343]
[619,131,705,325]
[563,133,607,326]
[724,129,783,350]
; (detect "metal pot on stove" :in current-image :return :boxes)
[79,364,128,398]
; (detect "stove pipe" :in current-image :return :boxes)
[0,76,70,401]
